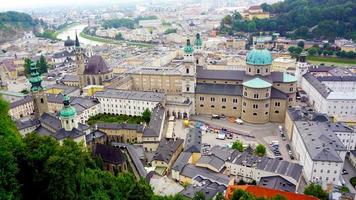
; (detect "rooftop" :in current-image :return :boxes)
[94,144,126,165]
[242,77,272,89]
[95,89,165,102]
[152,138,184,163]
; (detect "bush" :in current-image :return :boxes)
[350,177,356,187]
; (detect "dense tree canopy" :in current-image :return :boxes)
[221,0,356,40]
[102,18,136,29]
[304,183,328,200]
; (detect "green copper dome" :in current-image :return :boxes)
[243,77,272,89]
[184,39,194,54]
[246,48,273,66]
[194,33,202,47]
[59,94,76,118]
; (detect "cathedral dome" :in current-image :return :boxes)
[59,95,76,118]
[246,48,272,66]
[183,39,194,54]
[84,55,110,75]
[64,36,75,47]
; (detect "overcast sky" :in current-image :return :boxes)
[0,0,137,11]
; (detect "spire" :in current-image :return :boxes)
[60,94,76,119]
[28,61,43,92]
[75,30,80,47]
[184,38,194,54]
[194,33,202,47]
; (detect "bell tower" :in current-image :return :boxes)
[193,33,204,66]
[59,94,78,131]
[28,61,48,118]
[182,38,196,114]
[75,31,85,92]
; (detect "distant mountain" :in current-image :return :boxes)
[221,0,356,40]
[0,11,35,43]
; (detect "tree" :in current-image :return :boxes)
[24,58,32,76]
[20,89,29,94]
[297,41,305,49]
[304,183,328,200]
[288,46,303,58]
[232,140,244,152]
[192,191,205,200]
[115,33,124,40]
[255,144,266,157]
[231,189,255,200]
[215,192,224,200]
[38,55,48,74]
[142,108,151,124]
[308,47,318,56]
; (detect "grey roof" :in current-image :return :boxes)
[47,93,64,104]
[209,146,239,162]
[54,128,86,140]
[328,122,354,133]
[287,107,330,122]
[70,97,100,109]
[180,164,230,186]
[52,50,73,59]
[39,112,62,131]
[35,126,53,136]
[185,128,202,153]
[95,89,165,102]
[61,74,79,82]
[172,151,192,172]
[84,55,111,75]
[258,176,296,192]
[303,73,331,98]
[350,150,356,158]
[295,121,347,162]
[180,177,226,199]
[196,67,246,81]
[152,138,184,163]
[196,155,225,172]
[270,88,288,99]
[112,142,147,177]
[10,95,32,108]
[94,144,125,165]
[96,123,144,132]
[143,104,165,137]
[256,157,303,182]
[86,130,107,143]
[15,118,40,130]
[196,83,242,96]
[270,71,284,82]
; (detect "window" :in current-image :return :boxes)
[40,98,44,103]
[233,99,238,103]
[289,87,293,92]
[243,102,246,106]
[275,102,281,106]
[222,106,226,109]
[265,93,269,97]
[244,92,247,96]
[200,104,204,107]
[265,103,269,108]
[222,98,226,102]
[243,110,246,113]
[211,97,215,101]
[253,113,257,116]
[253,104,258,109]
[186,87,190,92]
[266,68,268,73]
[275,110,279,113]
[253,94,259,98]
[289,98,293,102]
[200,97,204,101]
[248,68,251,72]
[186,68,189,74]
[257,69,260,74]
[265,112,269,115]
[211,105,215,108]
[233,107,237,110]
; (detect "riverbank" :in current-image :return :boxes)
[57,22,81,34]
[79,31,153,48]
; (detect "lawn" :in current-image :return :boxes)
[79,32,153,48]
[307,56,356,65]
[87,113,146,125]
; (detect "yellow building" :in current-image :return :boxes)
[83,85,105,96]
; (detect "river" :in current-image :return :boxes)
[57,24,103,46]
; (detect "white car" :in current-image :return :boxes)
[235,118,244,124]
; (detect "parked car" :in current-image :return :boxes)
[342,169,348,175]
[211,114,220,119]
[235,118,244,124]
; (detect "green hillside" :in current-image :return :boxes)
[220,0,356,40]
[0,11,35,43]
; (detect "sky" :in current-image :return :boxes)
[0,0,136,11]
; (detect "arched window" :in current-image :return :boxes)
[186,68,189,74]
[257,69,260,74]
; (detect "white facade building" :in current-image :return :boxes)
[94,89,165,116]
[292,121,347,188]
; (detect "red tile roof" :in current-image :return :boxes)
[225,185,318,200]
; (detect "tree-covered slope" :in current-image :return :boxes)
[0,11,35,43]
[221,0,356,40]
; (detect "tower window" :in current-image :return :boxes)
[275,110,280,113]
[244,92,247,96]
[40,98,44,103]
[222,106,226,109]
[266,68,268,73]
[253,94,259,98]
[275,102,281,106]
[248,68,251,72]
[186,68,189,74]
[257,69,260,74]
[253,104,258,109]
[211,97,215,101]
[253,113,257,116]
[222,98,226,102]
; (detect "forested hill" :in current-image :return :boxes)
[220,0,356,40]
[0,11,35,43]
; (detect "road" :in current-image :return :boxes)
[342,157,356,193]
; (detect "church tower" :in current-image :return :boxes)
[75,32,86,92]
[182,38,196,114]
[193,33,204,66]
[59,94,78,131]
[28,61,48,118]
[295,52,309,86]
